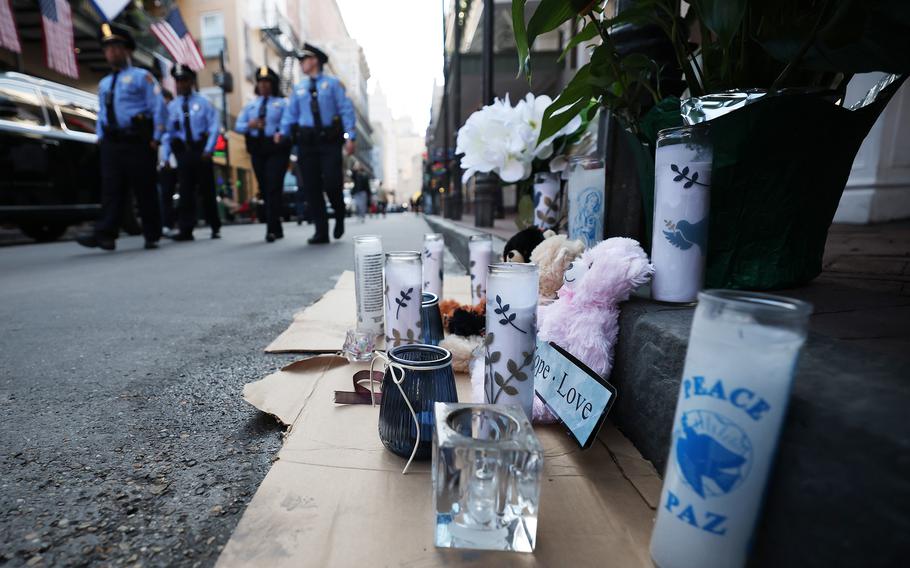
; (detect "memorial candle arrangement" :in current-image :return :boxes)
[650,290,812,568]
[384,251,422,347]
[650,126,712,303]
[468,234,493,305]
[532,172,561,230]
[353,235,384,335]
[483,263,539,419]
[423,233,444,299]
[566,156,606,247]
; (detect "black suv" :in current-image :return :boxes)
[0,72,102,241]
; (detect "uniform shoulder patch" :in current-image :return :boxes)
[145,72,154,84]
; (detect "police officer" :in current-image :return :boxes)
[77,24,166,251]
[162,64,221,241]
[235,66,290,243]
[279,43,356,244]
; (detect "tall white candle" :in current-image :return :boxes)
[650,126,712,303]
[484,263,539,419]
[353,235,384,335]
[567,157,606,247]
[423,233,444,298]
[384,252,423,347]
[468,234,493,305]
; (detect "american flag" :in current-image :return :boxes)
[39,0,78,78]
[151,7,205,71]
[0,0,21,54]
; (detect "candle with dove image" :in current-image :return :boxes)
[423,233,444,299]
[651,126,712,303]
[650,290,811,568]
[468,234,493,305]
[384,251,423,348]
[483,263,539,419]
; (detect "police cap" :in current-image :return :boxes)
[297,43,328,65]
[171,64,197,81]
[99,23,136,50]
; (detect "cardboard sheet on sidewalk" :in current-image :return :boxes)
[265,271,474,354]
[221,355,659,567]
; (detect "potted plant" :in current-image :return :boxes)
[512,0,909,289]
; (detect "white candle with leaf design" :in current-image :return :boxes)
[651,125,712,303]
[533,172,561,230]
[483,263,539,419]
[423,233,444,298]
[468,234,493,305]
[384,251,422,347]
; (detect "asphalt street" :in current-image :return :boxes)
[0,214,441,567]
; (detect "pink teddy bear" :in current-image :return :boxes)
[538,237,654,380]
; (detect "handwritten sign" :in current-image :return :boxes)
[533,340,616,448]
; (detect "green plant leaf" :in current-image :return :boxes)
[527,0,577,47]
[692,0,747,47]
[540,96,591,143]
[558,19,599,62]
[512,0,531,77]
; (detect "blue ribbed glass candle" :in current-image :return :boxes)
[378,344,458,461]
[421,292,445,346]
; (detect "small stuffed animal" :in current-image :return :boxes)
[530,233,586,299]
[438,299,485,337]
[502,227,545,263]
[538,237,654,379]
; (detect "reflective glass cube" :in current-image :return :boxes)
[432,403,543,552]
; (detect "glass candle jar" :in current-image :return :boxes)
[353,235,384,334]
[483,263,539,419]
[378,344,458,463]
[423,233,445,299]
[650,125,712,303]
[650,290,812,568]
[432,402,543,552]
[421,292,445,346]
[384,251,422,347]
[532,171,561,230]
[566,156,606,247]
[468,233,493,305]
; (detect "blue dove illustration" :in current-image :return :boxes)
[676,415,746,498]
[663,218,708,252]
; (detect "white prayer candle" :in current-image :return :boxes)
[484,263,539,419]
[567,157,606,247]
[353,235,384,335]
[423,233,444,299]
[384,251,423,347]
[468,234,493,305]
[532,172,561,230]
[650,126,712,303]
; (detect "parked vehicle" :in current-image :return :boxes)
[0,72,101,241]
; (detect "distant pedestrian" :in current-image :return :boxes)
[377,183,388,217]
[351,163,370,222]
[279,43,356,244]
[77,24,166,251]
[235,66,290,243]
[162,65,221,241]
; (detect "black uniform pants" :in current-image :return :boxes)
[96,139,161,242]
[175,148,220,235]
[158,166,177,230]
[251,150,290,237]
[297,142,344,237]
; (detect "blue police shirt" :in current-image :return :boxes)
[161,92,220,158]
[96,64,166,142]
[280,74,356,140]
[234,95,288,138]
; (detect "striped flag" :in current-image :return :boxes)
[0,0,21,54]
[150,7,205,71]
[39,0,78,78]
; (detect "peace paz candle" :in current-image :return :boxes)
[650,126,712,303]
[567,156,606,247]
[483,263,539,419]
[650,291,811,568]
[532,172,561,230]
[384,251,422,347]
[423,233,444,298]
[468,234,493,305]
[353,235,384,335]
